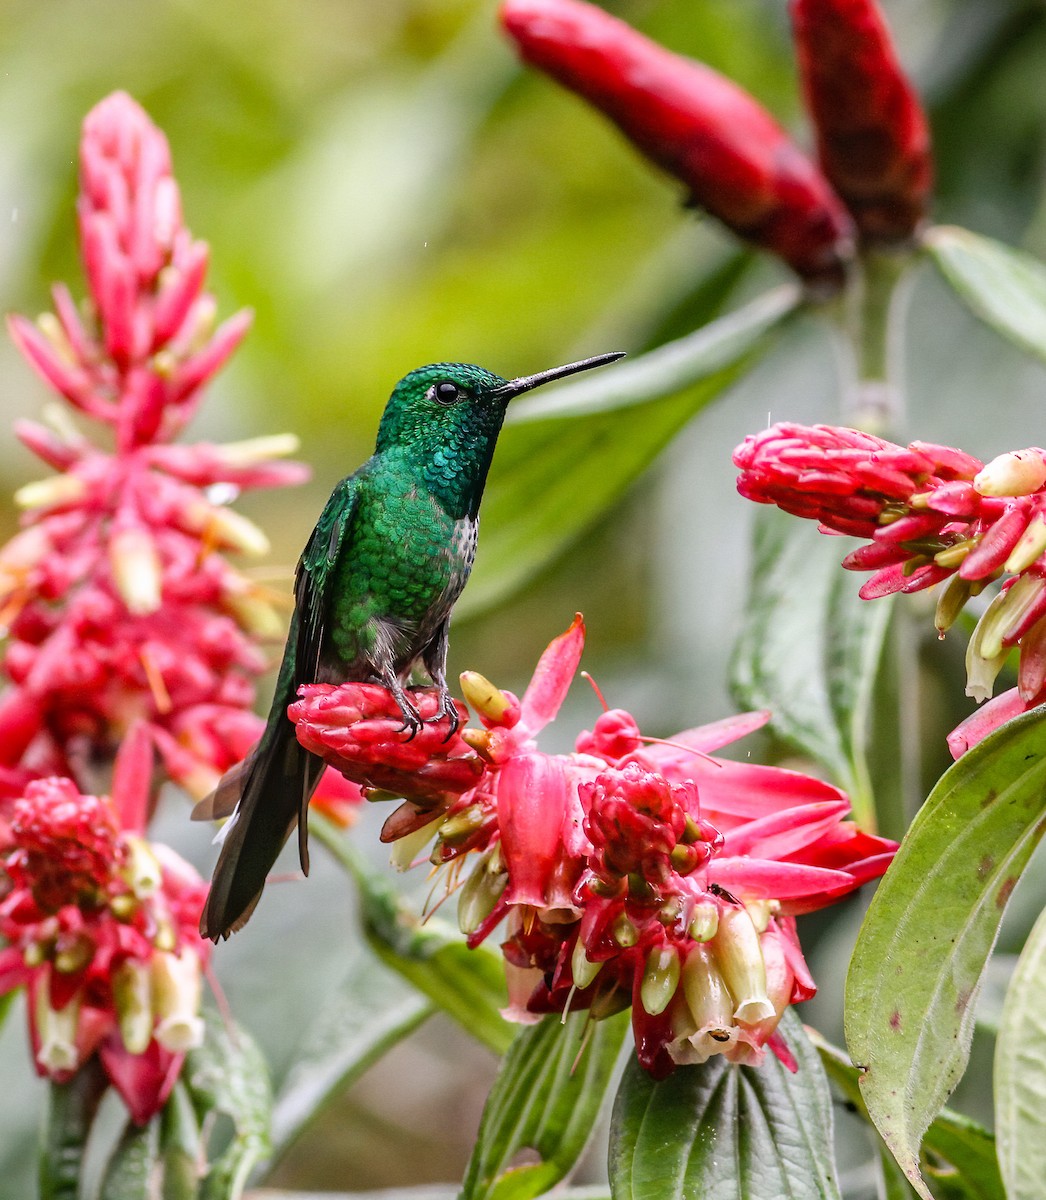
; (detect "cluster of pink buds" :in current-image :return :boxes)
[0,759,211,1124]
[734,423,1046,750]
[291,617,896,1076]
[500,0,932,291]
[0,91,309,804]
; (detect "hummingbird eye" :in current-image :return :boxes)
[431,381,463,407]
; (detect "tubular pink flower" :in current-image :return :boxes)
[1,92,310,800]
[0,778,211,1123]
[292,616,895,1075]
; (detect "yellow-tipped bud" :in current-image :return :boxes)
[53,934,92,976]
[1005,514,1046,574]
[713,905,775,1025]
[974,449,1046,498]
[14,475,86,510]
[744,900,773,935]
[459,672,517,724]
[152,949,204,1053]
[125,837,163,899]
[36,312,76,364]
[114,959,154,1055]
[436,804,485,848]
[389,814,446,871]
[222,582,285,639]
[640,945,681,1016]
[935,574,974,636]
[110,527,163,616]
[215,433,301,466]
[185,499,270,557]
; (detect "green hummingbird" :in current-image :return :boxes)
[197,351,623,940]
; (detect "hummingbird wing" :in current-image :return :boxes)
[198,477,360,940]
[294,474,359,683]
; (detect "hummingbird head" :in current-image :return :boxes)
[374,353,623,518]
[375,353,625,455]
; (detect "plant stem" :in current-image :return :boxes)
[40,1057,108,1200]
[827,247,918,436]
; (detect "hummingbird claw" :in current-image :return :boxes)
[435,691,461,743]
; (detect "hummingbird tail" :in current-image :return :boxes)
[199,666,321,940]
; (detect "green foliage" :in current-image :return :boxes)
[732,509,893,829]
[845,706,1046,1198]
[608,1010,840,1200]
[927,225,1046,362]
[995,905,1046,1200]
[460,1010,629,1200]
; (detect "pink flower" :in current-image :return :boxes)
[735,424,1046,717]
[0,774,212,1124]
[293,616,896,1075]
[0,92,309,803]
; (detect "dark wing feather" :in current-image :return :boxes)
[294,475,359,681]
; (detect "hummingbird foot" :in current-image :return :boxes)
[393,692,425,740]
[434,689,461,743]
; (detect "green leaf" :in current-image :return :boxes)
[812,1030,1002,1200]
[608,1009,840,1200]
[462,285,800,616]
[41,1059,109,1200]
[312,814,514,1055]
[845,706,1046,1199]
[996,904,1046,1200]
[183,1010,273,1200]
[270,943,433,1159]
[926,225,1046,363]
[731,509,893,829]
[460,1008,629,1200]
[160,1081,202,1200]
[98,1117,161,1200]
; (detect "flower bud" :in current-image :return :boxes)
[640,944,681,1016]
[14,474,86,511]
[790,0,933,242]
[974,450,1046,499]
[1005,515,1046,575]
[501,0,853,288]
[687,899,720,943]
[124,836,163,898]
[151,949,204,1052]
[388,813,446,871]
[109,526,163,615]
[459,671,521,728]
[458,850,508,935]
[114,959,154,1054]
[571,938,603,989]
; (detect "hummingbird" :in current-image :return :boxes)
[196,351,624,940]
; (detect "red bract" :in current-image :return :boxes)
[500,0,854,289]
[790,0,933,242]
[0,778,211,1124]
[0,92,309,802]
[735,423,1046,729]
[296,616,896,1076]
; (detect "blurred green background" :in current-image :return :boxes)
[3,0,1046,1194]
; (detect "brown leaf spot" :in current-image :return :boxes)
[889,1009,902,1031]
[997,876,1017,908]
[976,854,995,879]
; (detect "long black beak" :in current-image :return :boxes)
[493,351,625,399]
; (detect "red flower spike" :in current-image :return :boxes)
[500,0,854,288]
[735,419,1046,726]
[2,91,308,790]
[790,0,933,242]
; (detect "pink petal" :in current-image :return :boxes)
[519,614,585,734]
[708,857,856,902]
[497,752,578,910]
[686,758,847,820]
[719,799,852,858]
